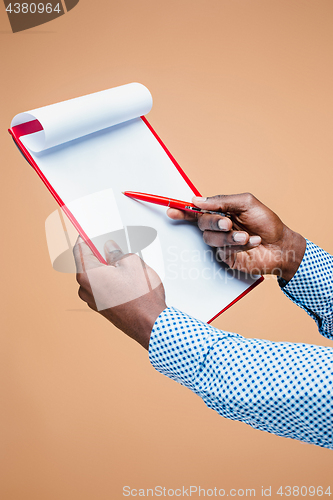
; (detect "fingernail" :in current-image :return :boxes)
[218,219,229,230]
[105,241,120,253]
[233,232,247,244]
[249,236,261,246]
[192,196,207,203]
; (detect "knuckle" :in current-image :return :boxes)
[78,286,86,301]
[77,272,89,288]
[197,216,206,231]
[109,249,123,257]
[242,192,254,205]
[126,252,139,262]
[209,217,220,231]
[122,252,136,259]
[226,256,236,269]
[203,231,223,248]
[216,248,225,261]
[203,231,211,245]
[207,194,226,206]
[119,252,139,267]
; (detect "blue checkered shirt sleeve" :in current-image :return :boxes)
[278,239,333,339]
[149,241,333,449]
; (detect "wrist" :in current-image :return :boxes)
[279,227,306,282]
[101,288,166,351]
[137,298,167,350]
[124,291,167,350]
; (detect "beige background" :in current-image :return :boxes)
[1,1,333,498]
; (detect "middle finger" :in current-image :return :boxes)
[197,214,233,232]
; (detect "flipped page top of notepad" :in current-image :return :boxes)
[13,83,260,323]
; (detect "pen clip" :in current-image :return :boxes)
[185,206,228,217]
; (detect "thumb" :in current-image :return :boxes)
[73,236,103,273]
[104,240,124,266]
[192,193,256,214]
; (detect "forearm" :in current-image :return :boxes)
[149,307,333,449]
[279,227,306,282]
[278,240,333,339]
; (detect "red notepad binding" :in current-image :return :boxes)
[9,117,263,323]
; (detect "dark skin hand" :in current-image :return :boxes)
[167,193,306,281]
[74,238,166,350]
[74,193,306,348]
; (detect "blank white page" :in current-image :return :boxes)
[13,85,261,322]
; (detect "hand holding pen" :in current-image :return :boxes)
[166,193,305,280]
[124,191,306,280]
[123,191,261,258]
[123,190,260,251]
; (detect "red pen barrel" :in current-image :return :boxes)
[123,191,227,216]
[168,199,195,210]
[123,191,195,210]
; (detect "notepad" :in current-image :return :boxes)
[9,83,262,323]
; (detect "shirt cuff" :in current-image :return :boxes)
[148,306,236,391]
[278,239,333,330]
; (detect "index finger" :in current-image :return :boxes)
[192,193,258,214]
[104,240,125,266]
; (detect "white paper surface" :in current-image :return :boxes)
[66,189,123,239]
[15,84,260,322]
[12,83,152,152]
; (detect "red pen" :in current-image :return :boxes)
[122,191,228,217]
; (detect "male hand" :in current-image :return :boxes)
[168,193,306,281]
[73,237,167,350]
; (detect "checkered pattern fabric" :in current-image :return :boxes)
[149,241,333,449]
[278,239,333,339]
